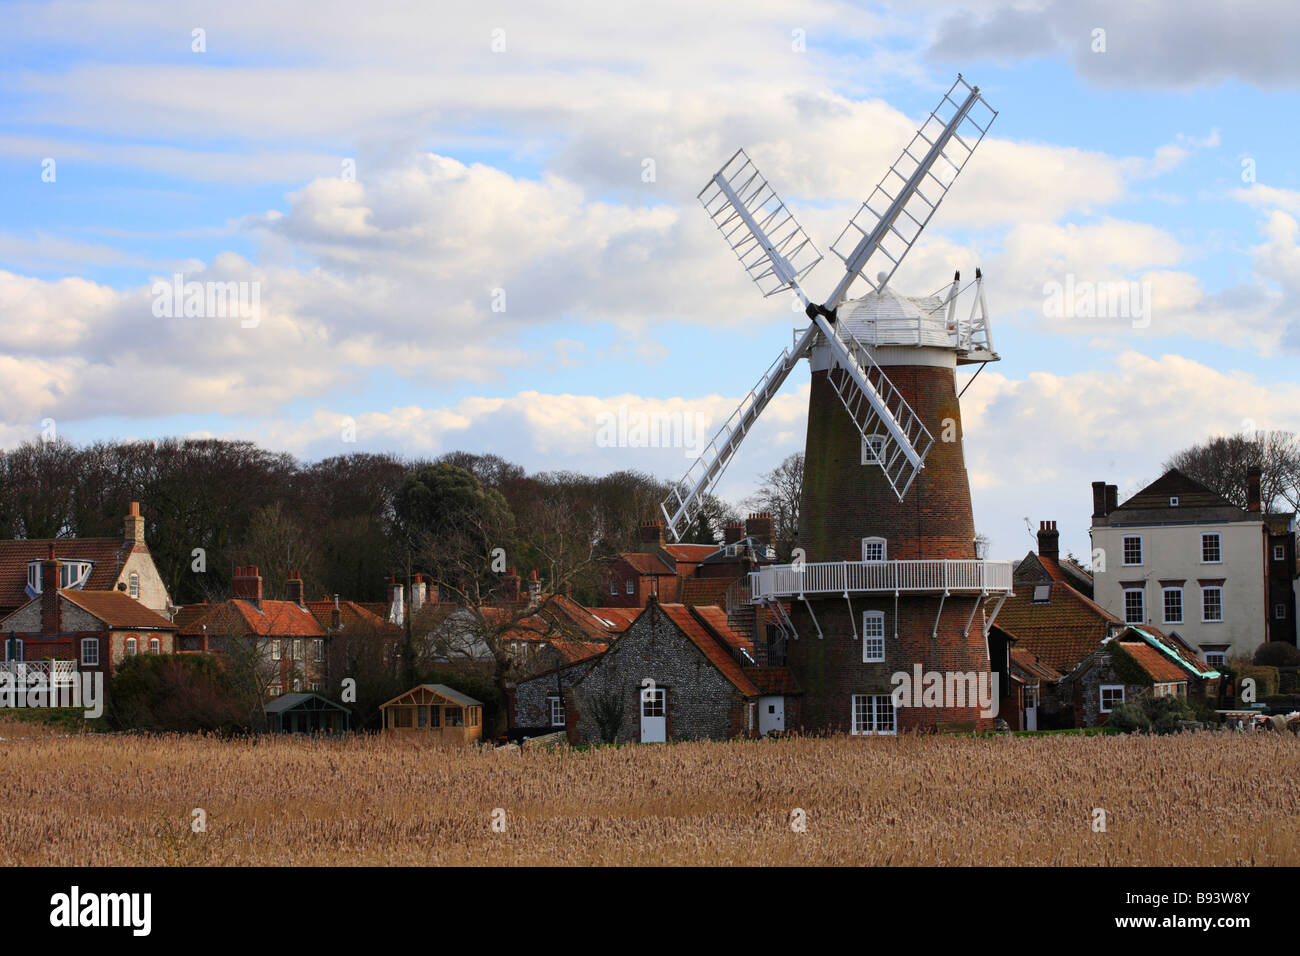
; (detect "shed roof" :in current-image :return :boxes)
[264,692,351,714]
[381,683,483,709]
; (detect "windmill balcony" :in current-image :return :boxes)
[749,559,1014,602]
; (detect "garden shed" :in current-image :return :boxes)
[380,683,483,744]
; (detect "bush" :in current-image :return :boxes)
[1253,642,1300,668]
[1235,664,1280,701]
[108,654,259,734]
[1106,700,1151,733]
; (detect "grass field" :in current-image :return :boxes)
[2,721,1297,866]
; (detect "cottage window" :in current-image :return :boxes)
[861,537,887,562]
[851,694,896,735]
[1169,496,1179,507]
[293,639,304,661]
[149,637,161,654]
[1099,684,1125,713]
[292,679,302,692]
[609,578,618,595]
[1122,536,1143,566]
[625,578,635,595]
[549,695,565,727]
[268,684,282,697]
[129,572,139,600]
[272,640,282,661]
[1276,603,1287,620]
[446,707,464,727]
[3,637,22,662]
[1275,545,1286,561]
[1201,533,1221,564]
[1203,650,1226,668]
[417,706,428,728]
[1123,588,1145,625]
[429,706,441,728]
[1162,587,1183,625]
[125,637,138,656]
[81,638,100,667]
[313,639,324,662]
[862,611,885,662]
[1202,586,1223,623]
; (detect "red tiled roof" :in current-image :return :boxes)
[994,576,1122,674]
[304,598,398,634]
[744,666,800,695]
[549,639,608,664]
[60,590,177,630]
[589,607,639,629]
[619,553,675,575]
[678,576,737,608]
[171,603,211,630]
[178,600,325,638]
[657,603,758,696]
[1117,640,1191,683]
[0,538,136,612]
[1009,648,1063,684]
[663,543,717,563]
[690,605,755,657]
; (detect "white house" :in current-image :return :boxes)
[1090,469,1284,666]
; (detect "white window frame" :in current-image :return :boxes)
[1169,496,1179,507]
[1121,535,1143,566]
[1202,586,1223,623]
[609,578,617,595]
[272,639,282,661]
[3,637,23,662]
[1099,684,1125,713]
[625,578,634,595]
[293,638,303,661]
[862,611,885,662]
[1161,587,1183,625]
[861,537,887,562]
[1275,545,1286,561]
[1123,587,1145,625]
[128,572,140,599]
[81,638,100,667]
[1276,603,1287,620]
[851,694,896,735]
[313,638,324,662]
[268,684,282,697]
[861,434,886,466]
[548,695,565,727]
[1203,650,1226,668]
[149,637,161,654]
[1201,533,1221,564]
[125,637,138,656]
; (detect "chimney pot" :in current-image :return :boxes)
[1247,465,1262,512]
[1037,521,1060,561]
[231,565,263,607]
[639,520,664,546]
[124,502,145,545]
[1092,481,1108,519]
[724,521,745,546]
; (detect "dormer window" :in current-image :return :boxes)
[26,559,93,595]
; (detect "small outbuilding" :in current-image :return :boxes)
[381,683,484,744]
[264,692,351,734]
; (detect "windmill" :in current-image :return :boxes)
[660,75,1015,734]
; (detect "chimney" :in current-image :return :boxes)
[1092,481,1108,518]
[41,544,61,635]
[745,512,774,546]
[639,520,664,546]
[503,567,521,603]
[1037,520,1060,560]
[1105,484,1118,515]
[387,576,404,625]
[411,573,426,614]
[232,566,263,607]
[528,568,542,606]
[124,501,145,545]
[284,570,304,606]
[1247,465,1262,512]
[724,521,744,546]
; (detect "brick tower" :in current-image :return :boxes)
[659,76,1010,735]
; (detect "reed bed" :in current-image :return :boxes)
[0,728,1295,866]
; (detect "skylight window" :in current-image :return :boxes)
[1032,584,1051,603]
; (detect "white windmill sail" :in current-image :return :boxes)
[826,75,997,308]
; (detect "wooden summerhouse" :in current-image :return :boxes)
[380,683,483,744]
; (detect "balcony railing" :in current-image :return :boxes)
[750,560,1014,601]
[0,660,78,686]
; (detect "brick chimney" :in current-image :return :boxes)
[41,544,61,635]
[724,521,744,546]
[528,568,542,606]
[411,573,426,614]
[232,566,263,607]
[1247,465,1262,512]
[124,501,145,545]
[1106,484,1118,515]
[639,520,664,546]
[503,567,521,602]
[284,570,304,606]
[1037,521,1059,560]
[745,512,774,546]
[1091,481,1108,518]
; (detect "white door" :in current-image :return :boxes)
[640,687,666,742]
[759,695,784,735]
[1024,687,1038,731]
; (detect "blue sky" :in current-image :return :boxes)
[3,0,1300,561]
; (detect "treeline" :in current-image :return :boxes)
[0,438,741,606]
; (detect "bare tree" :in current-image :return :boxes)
[1164,430,1300,512]
[743,452,803,559]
